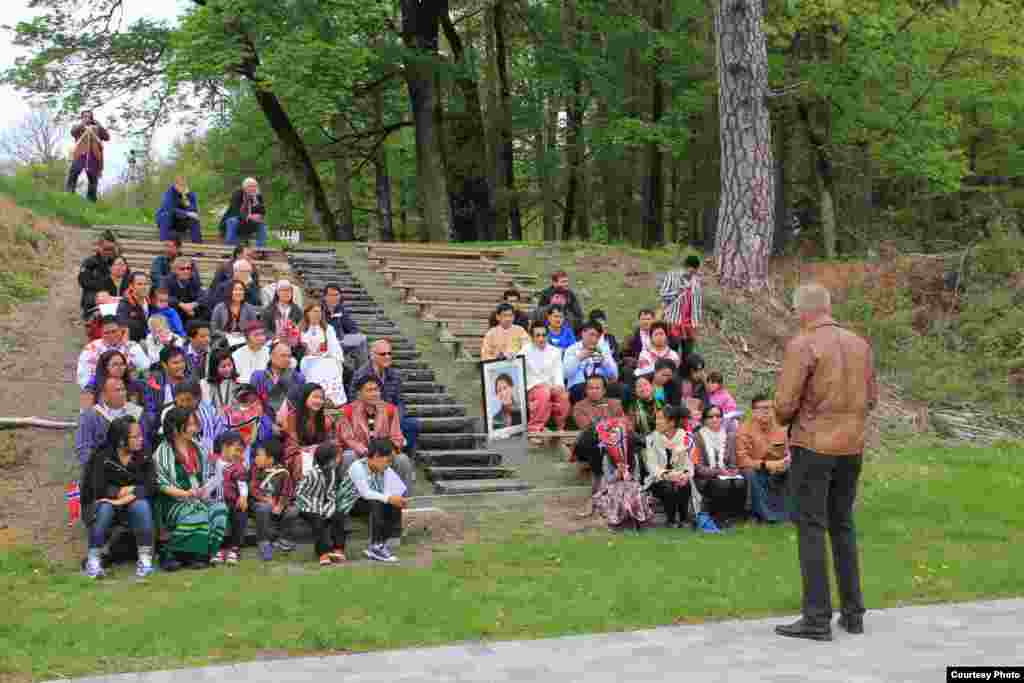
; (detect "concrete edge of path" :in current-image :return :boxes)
[48,598,1024,683]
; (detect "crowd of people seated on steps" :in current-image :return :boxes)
[73,230,420,578]
[479,258,792,533]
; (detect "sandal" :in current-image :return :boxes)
[328,548,347,563]
[319,554,333,567]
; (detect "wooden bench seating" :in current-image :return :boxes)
[381,265,535,282]
[404,286,537,302]
[388,273,535,289]
[121,253,291,279]
[370,256,503,272]
[365,243,506,259]
[416,302,536,320]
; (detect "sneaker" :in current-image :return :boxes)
[259,541,273,562]
[319,554,333,567]
[210,550,226,565]
[273,538,296,552]
[226,548,240,566]
[696,512,722,534]
[379,545,399,562]
[365,543,399,563]
[136,546,154,579]
[328,547,346,562]
[84,550,104,579]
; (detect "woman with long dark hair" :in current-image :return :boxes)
[152,406,229,570]
[278,382,334,484]
[201,347,240,415]
[81,415,156,578]
[211,279,261,338]
[299,302,347,407]
[85,349,144,406]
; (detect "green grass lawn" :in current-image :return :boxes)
[2,441,1022,682]
[0,174,154,229]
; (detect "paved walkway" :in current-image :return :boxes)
[58,599,1023,683]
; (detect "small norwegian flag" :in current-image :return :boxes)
[66,481,81,527]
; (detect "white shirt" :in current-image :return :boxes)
[232,344,270,384]
[519,342,565,391]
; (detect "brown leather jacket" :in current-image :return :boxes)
[774,317,877,456]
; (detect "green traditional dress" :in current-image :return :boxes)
[153,438,228,558]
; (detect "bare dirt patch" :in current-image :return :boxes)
[0,215,92,564]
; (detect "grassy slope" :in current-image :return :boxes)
[2,443,1022,681]
[0,175,153,228]
[0,198,63,314]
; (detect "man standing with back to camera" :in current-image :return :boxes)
[773,283,877,641]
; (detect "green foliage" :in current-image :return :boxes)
[0,174,152,228]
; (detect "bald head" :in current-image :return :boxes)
[793,283,832,326]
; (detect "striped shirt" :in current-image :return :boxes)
[295,466,337,518]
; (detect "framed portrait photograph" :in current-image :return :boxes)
[480,356,529,441]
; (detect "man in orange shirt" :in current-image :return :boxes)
[736,393,790,524]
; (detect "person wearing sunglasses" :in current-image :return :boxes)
[161,256,208,324]
[350,339,420,455]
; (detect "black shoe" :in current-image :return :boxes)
[837,614,864,634]
[189,559,211,570]
[665,518,677,529]
[160,557,182,572]
[774,618,833,641]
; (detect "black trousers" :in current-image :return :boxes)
[696,477,747,518]
[300,511,350,556]
[368,501,402,545]
[226,505,248,549]
[649,480,691,523]
[789,447,865,626]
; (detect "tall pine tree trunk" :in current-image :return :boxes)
[798,102,837,258]
[641,0,667,249]
[494,0,522,240]
[250,86,346,240]
[332,114,355,240]
[541,92,559,241]
[441,13,495,242]
[713,0,775,289]
[373,88,395,242]
[401,0,451,242]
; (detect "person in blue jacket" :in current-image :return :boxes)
[156,176,202,242]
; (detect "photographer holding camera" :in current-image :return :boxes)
[563,322,620,404]
[66,110,110,202]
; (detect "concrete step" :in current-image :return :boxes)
[416,450,500,467]
[425,465,517,481]
[405,403,467,418]
[365,335,413,347]
[418,433,479,450]
[432,478,531,495]
[403,380,446,393]
[417,416,476,434]
[378,359,429,371]
[390,350,421,362]
[395,368,435,382]
[399,393,455,405]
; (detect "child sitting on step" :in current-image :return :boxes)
[249,437,297,561]
[215,431,248,566]
[295,443,354,567]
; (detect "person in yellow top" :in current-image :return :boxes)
[481,303,531,361]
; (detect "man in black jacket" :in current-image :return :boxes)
[220,178,268,246]
[78,230,118,318]
[116,272,151,342]
[162,257,208,323]
[537,271,584,332]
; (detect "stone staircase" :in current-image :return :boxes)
[287,247,531,496]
